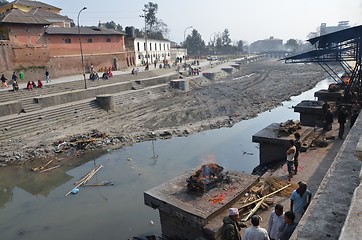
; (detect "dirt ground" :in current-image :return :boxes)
[0,59,330,165]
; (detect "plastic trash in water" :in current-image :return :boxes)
[71,188,79,195]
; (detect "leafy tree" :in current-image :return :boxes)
[184,29,205,56]
[236,40,244,52]
[0,0,8,7]
[285,39,299,50]
[221,29,232,47]
[143,2,169,39]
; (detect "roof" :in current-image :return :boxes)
[283,46,355,62]
[28,8,72,23]
[308,25,362,48]
[2,0,61,11]
[45,27,124,36]
[0,8,50,25]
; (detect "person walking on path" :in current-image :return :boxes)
[11,72,18,82]
[221,208,244,240]
[243,215,269,240]
[267,204,286,240]
[286,140,296,181]
[45,69,50,83]
[280,211,298,240]
[338,107,348,139]
[290,181,312,223]
[1,74,8,88]
[293,133,301,175]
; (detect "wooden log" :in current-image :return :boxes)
[239,184,291,210]
[66,165,103,196]
[241,197,266,222]
[40,160,53,170]
[39,165,61,173]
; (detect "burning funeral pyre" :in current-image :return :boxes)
[187,163,230,192]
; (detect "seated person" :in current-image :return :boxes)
[27,81,33,90]
[102,72,109,80]
[12,80,19,91]
[37,80,43,89]
[108,68,113,77]
[32,81,37,89]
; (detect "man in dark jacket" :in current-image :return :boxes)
[338,107,348,139]
[221,208,243,240]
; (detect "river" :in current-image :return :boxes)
[0,78,332,240]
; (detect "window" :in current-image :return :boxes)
[155,43,157,51]
[159,43,161,50]
[106,37,111,42]
[149,42,152,51]
[65,38,71,43]
[137,42,140,51]
[163,43,165,50]
[144,42,146,50]
[87,38,93,43]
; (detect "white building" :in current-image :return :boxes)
[127,36,171,66]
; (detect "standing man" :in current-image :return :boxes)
[11,72,18,82]
[280,211,298,240]
[286,140,296,181]
[267,204,286,240]
[45,69,50,83]
[338,106,348,139]
[290,181,312,222]
[324,108,333,131]
[221,208,243,240]
[243,215,269,240]
[293,133,301,175]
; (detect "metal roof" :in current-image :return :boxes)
[28,8,72,22]
[308,25,362,48]
[45,27,123,36]
[2,0,61,11]
[0,8,50,25]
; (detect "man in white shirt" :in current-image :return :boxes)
[267,204,286,240]
[243,215,270,240]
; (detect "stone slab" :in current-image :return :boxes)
[0,100,22,117]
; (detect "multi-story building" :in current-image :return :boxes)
[320,21,350,36]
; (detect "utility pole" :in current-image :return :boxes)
[140,9,149,65]
[77,6,87,89]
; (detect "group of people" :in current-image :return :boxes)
[90,64,113,80]
[1,70,49,91]
[221,182,312,240]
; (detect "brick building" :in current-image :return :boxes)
[0,0,128,79]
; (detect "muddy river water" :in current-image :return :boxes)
[0,78,332,240]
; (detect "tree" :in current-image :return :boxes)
[184,29,205,56]
[221,29,232,47]
[143,2,169,39]
[236,40,244,52]
[285,39,299,51]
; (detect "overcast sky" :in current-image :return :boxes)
[46,0,362,44]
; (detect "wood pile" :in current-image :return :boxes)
[237,177,297,221]
[277,120,301,136]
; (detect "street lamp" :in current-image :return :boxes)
[183,26,193,69]
[77,6,87,89]
[140,9,149,65]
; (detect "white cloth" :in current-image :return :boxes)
[243,226,270,240]
[267,211,285,239]
[286,146,296,161]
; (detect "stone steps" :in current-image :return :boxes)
[0,101,105,141]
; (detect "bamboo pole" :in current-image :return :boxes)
[239,183,291,210]
[65,165,103,196]
[40,160,53,170]
[39,165,61,173]
[241,196,265,222]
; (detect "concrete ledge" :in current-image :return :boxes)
[34,82,132,108]
[338,183,362,239]
[0,100,22,117]
[202,72,216,80]
[355,136,362,160]
[221,67,234,74]
[33,74,178,108]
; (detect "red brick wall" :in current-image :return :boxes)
[8,25,46,47]
[46,34,125,56]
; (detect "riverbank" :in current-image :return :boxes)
[0,59,329,167]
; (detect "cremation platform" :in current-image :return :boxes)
[314,89,344,102]
[252,123,313,165]
[144,171,258,240]
[294,100,327,127]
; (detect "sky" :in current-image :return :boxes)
[45,0,362,44]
